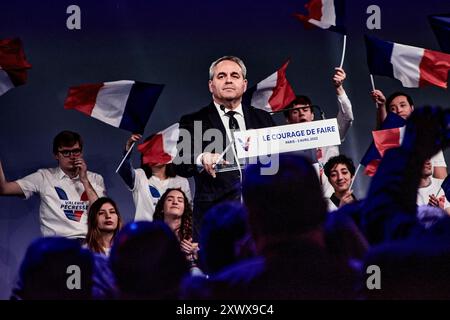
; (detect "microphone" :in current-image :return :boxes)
[220,105,226,112]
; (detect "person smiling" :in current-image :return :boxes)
[371,90,447,179]
[282,67,354,200]
[323,155,357,212]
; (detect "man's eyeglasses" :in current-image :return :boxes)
[58,148,82,157]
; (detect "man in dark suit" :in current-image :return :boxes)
[175,56,275,239]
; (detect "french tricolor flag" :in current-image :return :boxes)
[360,112,406,176]
[64,80,164,134]
[372,126,405,158]
[365,34,450,89]
[0,38,32,96]
[294,0,346,34]
[137,123,179,166]
[242,59,296,113]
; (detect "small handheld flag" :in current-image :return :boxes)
[64,80,164,133]
[294,0,346,34]
[242,59,296,113]
[365,34,450,89]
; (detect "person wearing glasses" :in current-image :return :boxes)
[0,130,106,240]
[282,67,354,198]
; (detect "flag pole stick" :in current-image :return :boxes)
[369,74,379,109]
[228,135,244,204]
[369,74,376,91]
[339,35,347,68]
[436,186,442,197]
[115,141,136,173]
[349,163,362,191]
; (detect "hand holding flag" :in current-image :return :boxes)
[115,133,142,173]
[360,112,406,176]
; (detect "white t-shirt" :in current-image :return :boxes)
[316,146,340,198]
[417,177,450,209]
[326,197,339,212]
[317,93,354,198]
[431,150,447,168]
[15,167,106,238]
[132,168,192,221]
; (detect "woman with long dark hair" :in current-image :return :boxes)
[154,188,198,266]
[85,197,122,256]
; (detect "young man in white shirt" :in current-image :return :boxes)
[0,131,106,239]
[283,67,354,198]
[417,159,450,214]
[371,90,447,179]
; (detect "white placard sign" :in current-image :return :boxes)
[233,118,341,159]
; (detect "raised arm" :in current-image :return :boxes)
[430,150,447,179]
[361,106,449,244]
[76,157,100,205]
[0,159,25,196]
[370,89,387,130]
[333,67,354,141]
[117,134,141,190]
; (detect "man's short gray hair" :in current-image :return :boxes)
[209,56,247,80]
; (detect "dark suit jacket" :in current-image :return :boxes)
[175,102,275,206]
